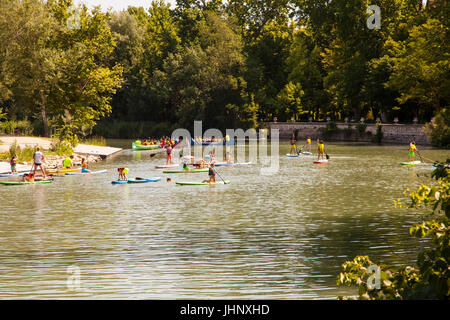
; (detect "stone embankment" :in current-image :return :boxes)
[266,122,430,145]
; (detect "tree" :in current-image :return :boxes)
[275,82,304,121]
[0,0,123,141]
[152,12,246,130]
[387,19,450,114]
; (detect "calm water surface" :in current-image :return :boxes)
[0,141,448,299]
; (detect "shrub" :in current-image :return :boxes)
[8,140,36,162]
[423,109,450,149]
[50,140,73,156]
[373,123,383,144]
[0,120,34,135]
[356,123,367,136]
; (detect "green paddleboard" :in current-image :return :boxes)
[400,161,422,166]
[163,169,209,174]
[0,180,54,185]
[176,181,231,186]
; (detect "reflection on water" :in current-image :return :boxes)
[0,142,448,299]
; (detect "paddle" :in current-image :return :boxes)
[212,166,227,184]
[416,149,424,163]
[297,145,304,156]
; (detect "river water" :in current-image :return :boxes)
[0,141,448,299]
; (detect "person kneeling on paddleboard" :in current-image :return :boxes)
[317,140,325,160]
[118,167,129,181]
[63,155,74,169]
[203,163,216,184]
[81,158,91,173]
[23,173,34,182]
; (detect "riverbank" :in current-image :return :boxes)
[0,136,122,173]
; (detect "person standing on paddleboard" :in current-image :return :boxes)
[166,144,173,165]
[10,155,17,174]
[306,137,312,153]
[203,162,216,184]
[289,134,297,155]
[408,141,417,163]
[317,140,325,160]
[32,147,47,178]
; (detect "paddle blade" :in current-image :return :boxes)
[150,154,156,158]
[326,154,330,160]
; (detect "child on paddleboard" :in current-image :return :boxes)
[408,141,417,163]
[10,155,17,173]
[117,167,129,181]
[63,155,74,169]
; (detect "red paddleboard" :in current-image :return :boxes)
[314,160,328,164]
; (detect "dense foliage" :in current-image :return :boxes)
[0,0,448,139]
[337,160,450,299]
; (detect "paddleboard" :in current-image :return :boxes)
[155,164,180,169]
[214,162,252,167]
[314,160,328,164]
[400,161,422,166]
[286,154,299,158]
[302,152,313,155]
[176,181,231,186]
[0,180,54,185]
[46,168,81,174]
[65,170,107,175]
[0,173,23,177]
[163,169,209,173]
[111,177,161,184]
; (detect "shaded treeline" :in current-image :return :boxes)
[0,0,448,140]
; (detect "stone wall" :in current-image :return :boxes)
[266,122,430,145]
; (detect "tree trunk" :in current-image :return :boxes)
[40,92,49,137]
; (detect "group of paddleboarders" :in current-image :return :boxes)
[288,133,420,163]
[289,135,326,160]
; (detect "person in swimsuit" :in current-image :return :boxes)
[10,155,17,173]
[32,147,46,178]
[306,137,312,152]
[203,162,216,183]
[81,158,91,173]
[166,144,173,165]
[289,134,297,155]
[117,167,129,181]
[317,140,325,160]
